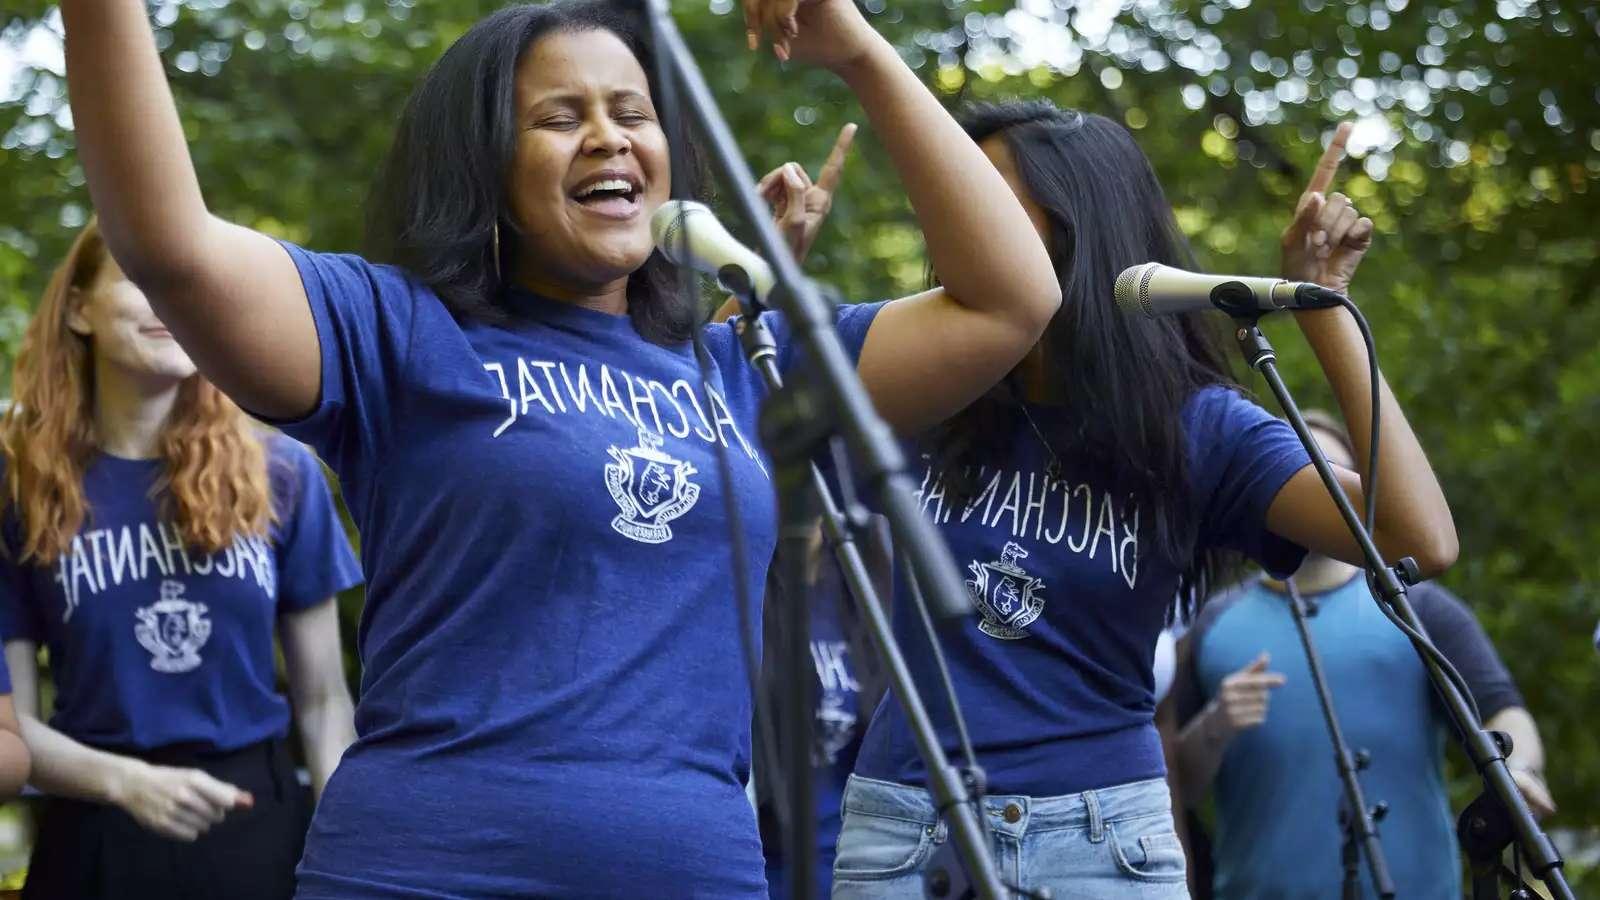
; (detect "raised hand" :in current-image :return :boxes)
[1280,122,1375,295]
[116,761,253,841]
[1208,652,1287,740]
[756,123,857,263]
[743,0,880,71]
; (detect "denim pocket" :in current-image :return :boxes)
[1107,821,1187,883]
[832,808,937,881]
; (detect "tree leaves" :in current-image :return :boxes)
[1,0,1595,872]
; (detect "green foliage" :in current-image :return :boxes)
[1,0,1595,882]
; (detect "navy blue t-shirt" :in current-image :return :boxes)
[855,386,1310,796]
[275,243,883,898]
[0,435,361,752]
[1179,576,1524,899]
[763,536,878,899]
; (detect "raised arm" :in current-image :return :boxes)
[61,0,319,419]
[748,0,1061,432]
[1264,124,1457,576]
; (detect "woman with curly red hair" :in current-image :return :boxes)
[0,219,362,900]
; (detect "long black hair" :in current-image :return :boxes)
[932,100,1238,615]
[366,0,703,343]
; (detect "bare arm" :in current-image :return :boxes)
[1264,125,1457,577]
[280,599,357,800]
[61,0,319,418]
[749,0,1061,432]
[1175,652,1285,807]
[0,694,30,799]
[5,640,248,840]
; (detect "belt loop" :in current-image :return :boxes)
[1085,790,1104,843]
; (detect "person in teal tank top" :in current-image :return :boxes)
[1172,413,1554,899]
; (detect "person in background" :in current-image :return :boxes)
[1172,410,1552,899]
[756,517,890,899]
[834,105,1457,897]
[55,0,1061,891]
[0,220,362,900]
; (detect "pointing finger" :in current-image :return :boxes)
[1306,121,1352,196]
[815,123,858,194]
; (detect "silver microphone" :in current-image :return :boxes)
[651,200,775,303]
[1114,262,1342,319]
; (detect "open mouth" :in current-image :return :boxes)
[569,172,644,219]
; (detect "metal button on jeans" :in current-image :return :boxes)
[1002,803,1022,824]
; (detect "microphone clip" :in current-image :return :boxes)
[1210,281,1263,319]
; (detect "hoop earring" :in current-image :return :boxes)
[491,220,502,283]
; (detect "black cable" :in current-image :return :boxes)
[1336,294,1379,536]
[1333,296,1481,726]
[899,549,982,777]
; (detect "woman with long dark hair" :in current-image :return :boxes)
[0,220,361,899]
[55,0,1060,894]
[832,102,1457,896]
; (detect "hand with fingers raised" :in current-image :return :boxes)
[710,124,857,324]
[1281,122,1376,296]
[756,123,857,263]
[1204,652,1287,746]
[743,0,881,72]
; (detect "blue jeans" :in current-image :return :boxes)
[832,775,1189,898]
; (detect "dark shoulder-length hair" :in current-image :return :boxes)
[932,100,1239,616]
[366,0,703,343]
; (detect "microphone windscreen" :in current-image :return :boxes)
[1114,262,1161,318]
[650,199,707,265]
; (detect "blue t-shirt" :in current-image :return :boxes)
[1180,576,1524,899]
[763,539,875,899]
[0,435,361,752]
[275,243,882,898]
[854,385,1310,797]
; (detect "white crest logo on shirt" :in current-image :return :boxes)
[967,541,1046,640]
[133,580,212,674]
[605,428,700,544]
[815,694,858,767]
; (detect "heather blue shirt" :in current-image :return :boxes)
[763,548,872,899]
[1180,576,1523,899]
[0,435,360,752]
[276,243,882,898]
[855,386,1310,796]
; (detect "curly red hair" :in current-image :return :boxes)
[3,219,274,563]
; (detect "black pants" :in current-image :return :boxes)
[24,739,307,900]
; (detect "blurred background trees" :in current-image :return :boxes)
[2,0,1596,884]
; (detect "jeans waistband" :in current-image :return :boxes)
[842,773,1174,840]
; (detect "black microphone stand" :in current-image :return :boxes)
[637,4,1008,897]
[1280,576,1394,899]
[1221,294,1572,900]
